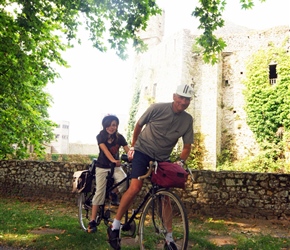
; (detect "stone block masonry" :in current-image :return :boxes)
[179,170,290,220]
[0,160,87,203]
[0,160,289,220]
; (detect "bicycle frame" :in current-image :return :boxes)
[121,185,156,231]
[78,157,190,249]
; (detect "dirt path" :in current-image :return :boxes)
[121,217,290,248]
[195,217,290,247]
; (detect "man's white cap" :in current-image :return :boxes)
[175,84,194,98]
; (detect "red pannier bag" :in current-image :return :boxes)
[151,162,188,189]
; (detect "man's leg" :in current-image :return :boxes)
[112,178,143,227]
[162,196,178,250]
[107,178,143,249]
[162,195,173,233]
[108,150,151,249]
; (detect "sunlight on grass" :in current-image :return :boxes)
[0,232,39,243]
[204,218,228,231]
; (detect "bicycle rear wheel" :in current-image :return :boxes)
[77,192,94,231]
[139,189,188,250]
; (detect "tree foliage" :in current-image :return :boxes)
[243,42,290,152]
[192,0,227,64]
[192,0,266,64]
[0,0,160,159]
[0,0,269,159]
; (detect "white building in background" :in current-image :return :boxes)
[51,120,70,154]
[49,120,99,155]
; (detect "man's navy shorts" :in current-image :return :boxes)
[131,150,154,179]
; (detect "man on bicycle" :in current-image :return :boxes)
[108,83,194,250]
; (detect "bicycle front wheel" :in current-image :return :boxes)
[77,192,93,231]
[139,189,188,250]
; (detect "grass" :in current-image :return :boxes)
[0,197,290,250]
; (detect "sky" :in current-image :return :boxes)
[47,0,290,144]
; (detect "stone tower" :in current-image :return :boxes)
[132,11,289,169]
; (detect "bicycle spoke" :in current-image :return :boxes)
[139,190,188,250]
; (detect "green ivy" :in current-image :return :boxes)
[170,133,205,170]
[126,83,141,144]
[217,134,237,167]
[229,42,290,172]
[51,154,59,162]
[243,43,290,146]
[218,42,290,172]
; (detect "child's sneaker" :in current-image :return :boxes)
[87,220,97,233]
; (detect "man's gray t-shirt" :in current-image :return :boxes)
[134,102,194,161]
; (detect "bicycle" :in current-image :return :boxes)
[77,155,135,236]
[77,155,192,250]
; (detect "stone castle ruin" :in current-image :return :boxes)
[132,12,289,169]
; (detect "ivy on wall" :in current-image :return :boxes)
[170,132,205,170]
[126,84,141,144]
[243,41,290,159]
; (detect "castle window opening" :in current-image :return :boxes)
[269,62,277,85]
[225,80,230,86]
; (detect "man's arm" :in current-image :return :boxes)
[131,122,143,147]
[179,143,192,161]
[128,122,143,161]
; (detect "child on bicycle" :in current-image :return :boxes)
[87,114,129,233]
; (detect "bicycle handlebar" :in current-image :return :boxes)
[107,155,131,179]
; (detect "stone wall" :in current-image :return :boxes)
[180,170,290,220]
[1,160,290,220]
[0,160,87,203]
